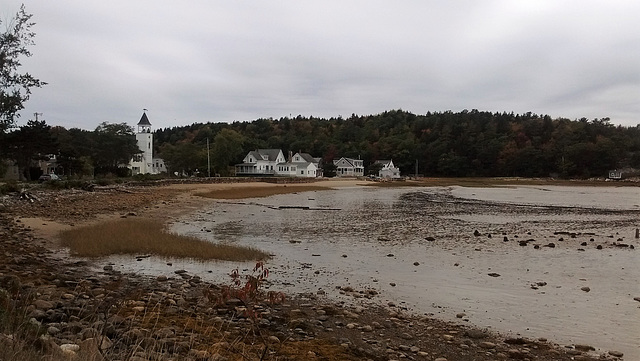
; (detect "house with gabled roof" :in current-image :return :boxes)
[278,152,322,178]
[375,159,401,179]
[236,149,323,177]
[235,149,286,176]
[333,157,364,177]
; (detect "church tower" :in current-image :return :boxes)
[131,110,154,174]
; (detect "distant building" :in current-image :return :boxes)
[235,149,322,177]
[235,149,285,176]
[278,152,322,178]
[375,159,401,179]
[333,157,364,177]
[129,111,166,175]
[608,168,640,180]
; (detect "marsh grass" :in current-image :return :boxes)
[59,218,269,261]
[196,185,331,199]
[196,185,331,200]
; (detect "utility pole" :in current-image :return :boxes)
[34,112,43,121]
[207,138,211,177]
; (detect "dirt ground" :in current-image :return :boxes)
[0,178,626,360]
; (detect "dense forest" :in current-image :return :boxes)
[154,109,640,178]
[2,109,639,180]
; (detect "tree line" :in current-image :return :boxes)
[2,110,639,180]
[154,110,640,178]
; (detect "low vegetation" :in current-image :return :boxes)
[196,184,331,199]
[59,218,268,261]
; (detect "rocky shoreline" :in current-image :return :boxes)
[0,183,626,360]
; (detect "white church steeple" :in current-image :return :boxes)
[130,109,165,175]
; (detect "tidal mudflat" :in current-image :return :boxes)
[112,184,639,359]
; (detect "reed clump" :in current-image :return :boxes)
[197,185,330,199]
[59,218,268,261]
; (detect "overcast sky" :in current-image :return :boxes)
[4,1,639,130]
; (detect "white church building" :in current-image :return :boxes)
[129,111,166,175]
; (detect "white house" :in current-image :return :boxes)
[129,111,166,175]
[277,152,321,178]
[236,149,323,177]
[235,149,286,176]
[375,159,401,179]
[333,157,364,177]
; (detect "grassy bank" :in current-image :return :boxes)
[59,218,268,261]
[196,184,332,199]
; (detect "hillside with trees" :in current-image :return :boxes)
[154,110,640,178]
[2,109,639,180]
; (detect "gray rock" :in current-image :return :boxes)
[574,344,595,351]
[479,341,496,349]
[609,350,624,357]
[465,329,487,339]
[33,299,55,310]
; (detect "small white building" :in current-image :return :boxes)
[375,159,401,179]
[333,157,364,177]
[129,111,166,175]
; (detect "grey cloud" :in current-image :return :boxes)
[4,0,638,130]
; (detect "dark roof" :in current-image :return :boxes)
[138,112,151,126]
[257,149,282,161]
[297,153,316,163]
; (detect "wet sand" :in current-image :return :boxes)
[105,184,640,359]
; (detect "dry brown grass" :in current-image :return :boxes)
[196,185,332,199]
[59,218,269,261]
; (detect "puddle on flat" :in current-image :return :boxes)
[102,185,640,359]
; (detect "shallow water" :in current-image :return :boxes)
[104,185,640,359]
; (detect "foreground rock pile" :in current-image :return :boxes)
[0,185,623,360]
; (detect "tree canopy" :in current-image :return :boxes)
[2,109,638,180]
[155,110,640,179]
[0,5,46,133]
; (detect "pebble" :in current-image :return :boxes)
[580,286,591,292]
[609,350,624,357]
[479,341,496,349]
